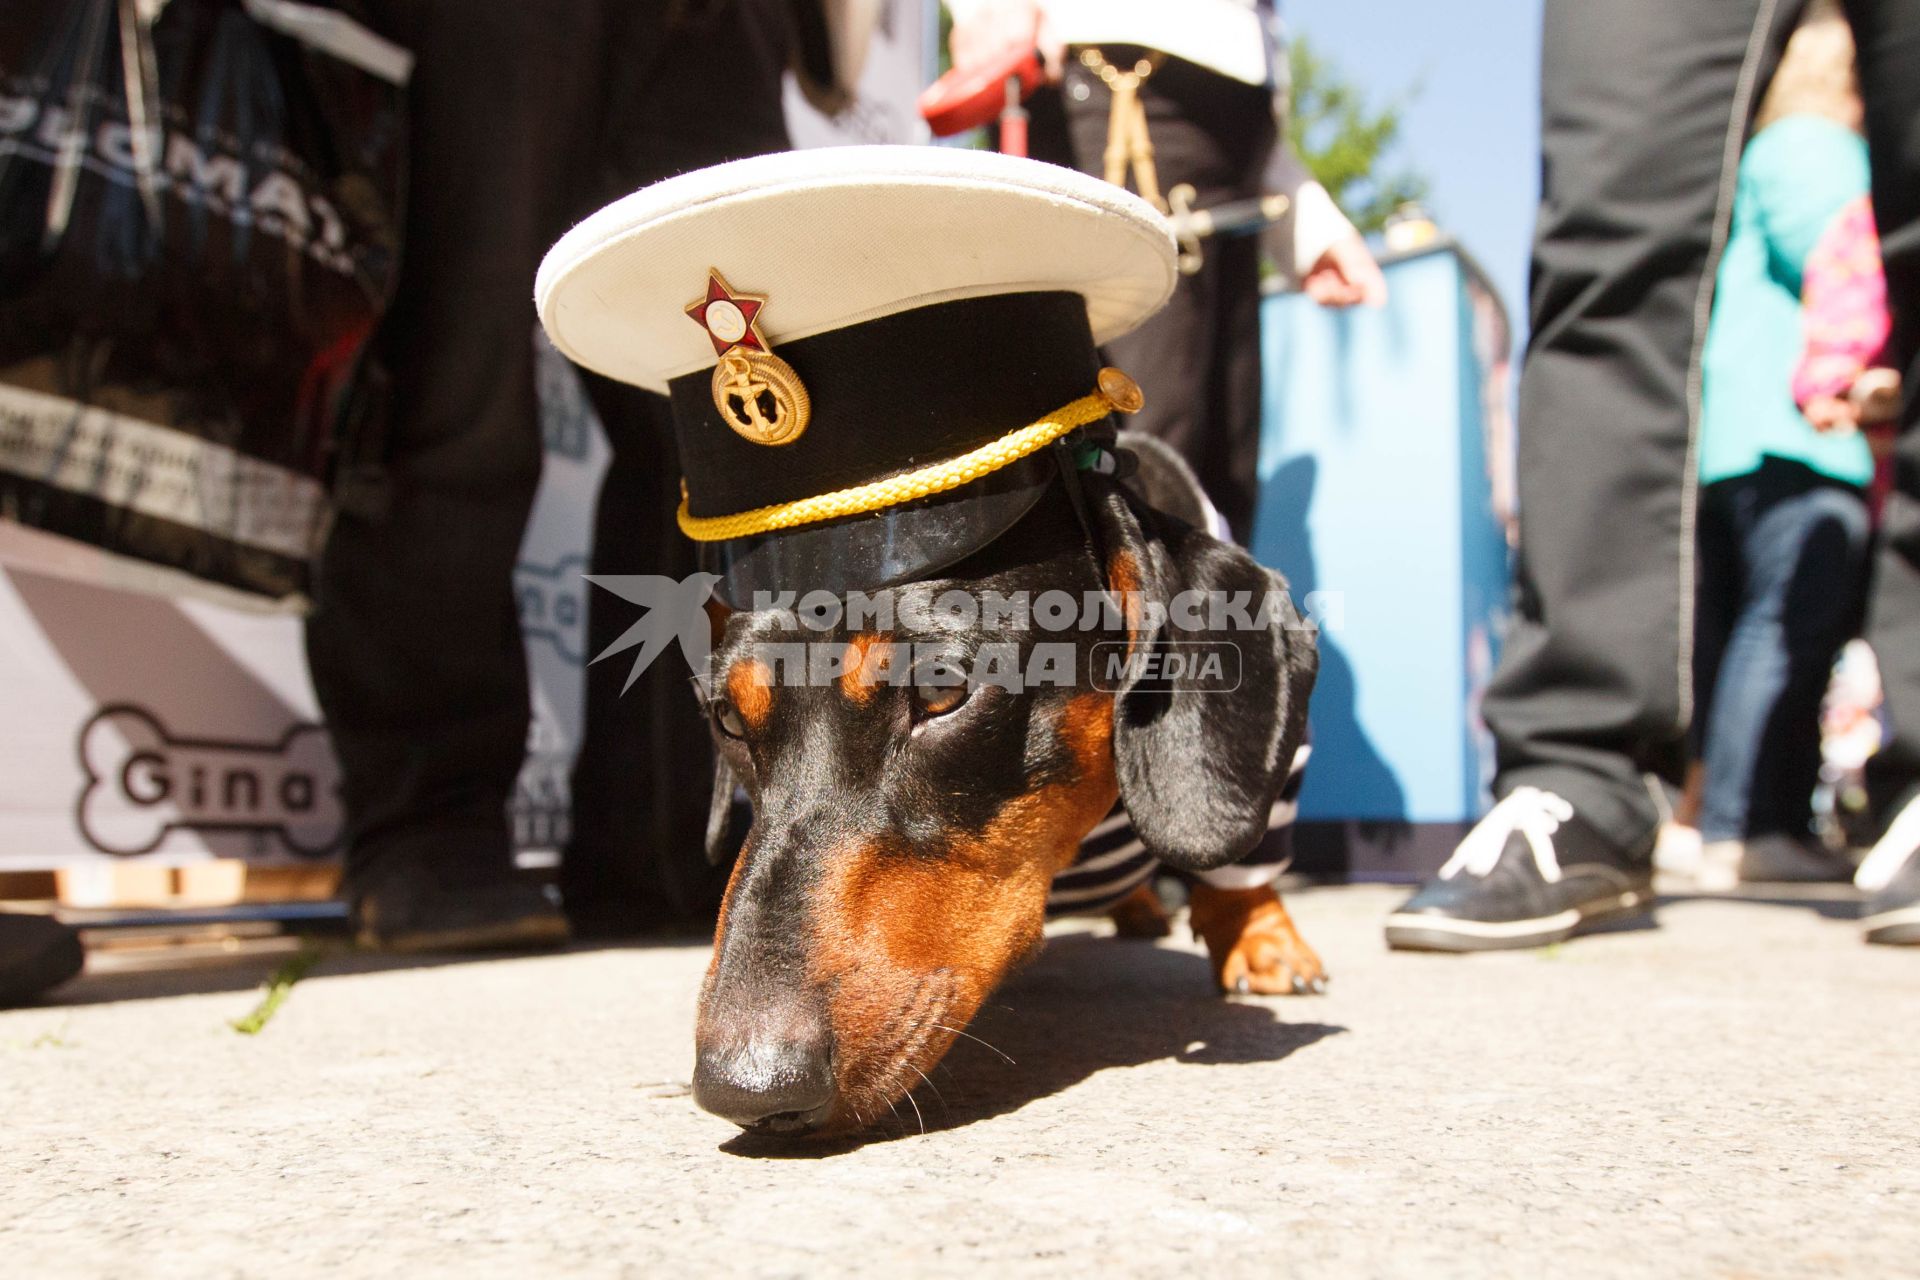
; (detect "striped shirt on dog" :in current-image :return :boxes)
[1046,743,1309,916]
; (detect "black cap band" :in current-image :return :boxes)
[668,291,1100,519]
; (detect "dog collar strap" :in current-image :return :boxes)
[676,369,1142,542]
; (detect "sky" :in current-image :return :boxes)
[1288,0,1544,346]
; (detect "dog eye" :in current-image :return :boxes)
[711,698,748,739]
[911,680,968,719]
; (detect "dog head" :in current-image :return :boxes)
[690,466,1317,1135]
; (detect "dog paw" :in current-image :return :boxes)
[1187,883,1327,996]
[1108,882,1173,939]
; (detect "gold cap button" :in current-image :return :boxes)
[1097,366,1144,414]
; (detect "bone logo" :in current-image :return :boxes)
[516,555,588,664]
[76,706,344,858]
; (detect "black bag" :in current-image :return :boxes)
[0,0,408,607]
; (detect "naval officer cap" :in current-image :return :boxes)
[535,145,1178,605]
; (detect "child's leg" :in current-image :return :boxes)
[1701,463,1870,843]
[1694,478,1754,845]
[1745,481,1872,837]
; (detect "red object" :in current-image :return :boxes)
[999,73,1030,157]
[999,106,1028,157]
[686,273,768,357]
[918,45,1045,138]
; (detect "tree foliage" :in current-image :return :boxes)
[1287,34,1429,235]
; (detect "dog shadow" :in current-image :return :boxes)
[722,933,1345,1159]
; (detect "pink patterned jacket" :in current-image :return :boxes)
[1792,195,1891,409]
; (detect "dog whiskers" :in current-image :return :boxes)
[900,1084,926,1135]
[932,1022,1015,1065]
[907,1064,949,1126]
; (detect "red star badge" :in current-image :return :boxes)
[686,271,769,357]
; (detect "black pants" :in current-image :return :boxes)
[1028,52,1274,543]
[305,0,603,891]
[1479,0,1920,850]
[307,0,792,913]
[564,4,794,925]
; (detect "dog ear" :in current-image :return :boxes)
[1087,476,1317,871]
[706,754,738,865]
[700,594,742,866]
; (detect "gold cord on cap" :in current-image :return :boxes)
[676,368,1144,542]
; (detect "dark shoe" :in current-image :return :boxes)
[1695,835,1854,890]
[351,862,570,954]
[1385,787,1654,952]
[0,912,84,1007]
[1857,796,1920,946]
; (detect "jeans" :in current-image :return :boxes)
[1695,458,1870,842]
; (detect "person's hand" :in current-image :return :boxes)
[1852,366,1902,426]
[949,0,1064,81]
[1805,394,1860,433]
[1303,232,1388,308]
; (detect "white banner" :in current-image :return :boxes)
[0,560,341,869]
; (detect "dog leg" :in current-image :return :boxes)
[1187,883,1327,995]
[1108,881,1172,938]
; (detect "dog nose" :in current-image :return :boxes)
[693,1034,837,1133]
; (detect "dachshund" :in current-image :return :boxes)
[690,432,1321,1136]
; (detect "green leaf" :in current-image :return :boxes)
[229,944,324,1036]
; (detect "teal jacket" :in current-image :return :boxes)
[1699,115,1874,489]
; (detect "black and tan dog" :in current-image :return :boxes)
[535,144,1322,1138]
[691,438,1320,1135]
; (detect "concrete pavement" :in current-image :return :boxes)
[2,884,1916,1277]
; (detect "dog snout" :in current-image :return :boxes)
[693,1027,837,1133]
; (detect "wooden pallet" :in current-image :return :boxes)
[0,863,340,910]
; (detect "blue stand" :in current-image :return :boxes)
[1252,243,1513,881]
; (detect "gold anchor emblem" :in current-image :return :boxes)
[687,270,811,447]
[712,349,810,446]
